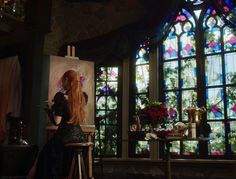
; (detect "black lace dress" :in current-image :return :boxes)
[35,92,86,179]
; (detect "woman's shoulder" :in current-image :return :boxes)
[53,92,66,103]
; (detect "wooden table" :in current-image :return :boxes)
[159,136,205,179]
[46,124,95,179]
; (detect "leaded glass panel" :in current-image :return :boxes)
[225,53,236,84]
[182,90,197,121]
[226,86,236,118]
[205,55,223,86]
[135,141,150,156]
[164,92,178,109]
[208,122,225,155]
[206,88,224,120]
[95,66,120,157]
[180,32,196,57]
[106,111,117,125]
[229,121,236,153]
[224,27,236,51]
[170,141,180,155]
[107,82,118,93]
[136,47,149,65]
[96,96,106,109]
[203,7,224,29]
[96,110,106,118]
[104,140,117,155]
[163,61,178,90]
[163,36,178,60]
[97,67,107,81]
[107,96,117,110]
[183,141,198,155]
[181,58,197,88]
[136,64,149,93]
[135,94,149,111]
[194,10,201,19]
[204,27,221,54]
[96,82,105,95]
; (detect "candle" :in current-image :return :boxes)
[67,45,71,56]
[72,46,75,57]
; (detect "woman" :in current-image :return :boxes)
[29,70,87,179]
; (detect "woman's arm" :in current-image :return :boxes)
[54,115,62,125]
[44,107,62,125]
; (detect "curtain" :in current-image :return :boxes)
[0,56,22,144]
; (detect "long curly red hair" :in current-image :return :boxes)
[61,70,86,125]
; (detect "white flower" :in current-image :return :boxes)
[145,132,157,140]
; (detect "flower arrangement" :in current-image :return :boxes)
[138,101,177,139]
[138,101,169,124]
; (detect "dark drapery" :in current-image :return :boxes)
[0,56,22,144]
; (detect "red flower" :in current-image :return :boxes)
[139,101,169,123]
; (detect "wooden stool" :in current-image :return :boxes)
[65,142,93,179]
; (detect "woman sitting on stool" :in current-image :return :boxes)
[28,70,87,179]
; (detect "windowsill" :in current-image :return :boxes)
[101,157,236,164]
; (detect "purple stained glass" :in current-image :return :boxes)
[101,85,112,95]
[206,6,217,17]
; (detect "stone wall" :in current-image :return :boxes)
[44,0,146,55]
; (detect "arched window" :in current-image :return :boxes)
[159,0,236,157]
[129,40,151,158]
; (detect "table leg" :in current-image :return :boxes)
[166,141,172,179]
[87,134,94,179]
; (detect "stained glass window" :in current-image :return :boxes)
[161,7,198,155]
[159,0,236,158]
[130,41,150,158]
[95,66,121,157]
[135,42,150,111]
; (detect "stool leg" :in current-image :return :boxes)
[81,155,87,179]
[68,156,76,179]
[78,154,82,179]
